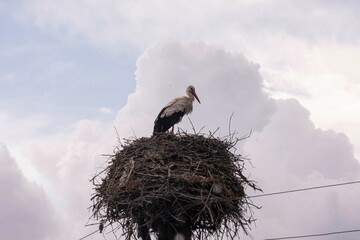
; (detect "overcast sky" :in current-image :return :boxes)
[1,1,360,240]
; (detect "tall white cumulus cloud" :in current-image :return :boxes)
[115,40,360,239]
[10,40,360,240]
[116,40,275,137]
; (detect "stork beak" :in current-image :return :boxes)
[193,91,201,104]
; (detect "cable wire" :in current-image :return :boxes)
[80,180,360,240]
[263,228,360,240]
[249,180,360,199]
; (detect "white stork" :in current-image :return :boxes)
[153,85,201,134]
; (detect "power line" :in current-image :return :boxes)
[249,180,360,199]
[263,228,360,240]
[80,181,360,240]
[79,229,99,240]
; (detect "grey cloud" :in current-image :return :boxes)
[243,98,360,239]
[245,98,360,180]
[22,120,115,239]
[21,1,360,48]
[0,143,61,240]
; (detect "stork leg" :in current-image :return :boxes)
[171,126,174,134]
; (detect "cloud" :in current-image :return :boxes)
[245,98,360,180]
[113,40,360,239]
[13,40,360,240]
[0,110,51,144]
[243,98,360,239]
[22,119,115,239]
[0,73,16,82]
[19,0,360,160]
[2,0,360,238]
[21,0,360,48]
[261,42,360,159]
[0,143,62,240]
[99,107,112,115]
[18,40,278,239]
[116,40,275,137]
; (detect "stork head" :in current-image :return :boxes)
[186,85,201,104]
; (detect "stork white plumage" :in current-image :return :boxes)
[153,85,201,134]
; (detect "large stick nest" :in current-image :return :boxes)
[91,132,260,240]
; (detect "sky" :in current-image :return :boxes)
[1,0,360,240]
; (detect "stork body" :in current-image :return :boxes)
[153,85,200,134]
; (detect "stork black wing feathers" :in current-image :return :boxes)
[153,108,185,134]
